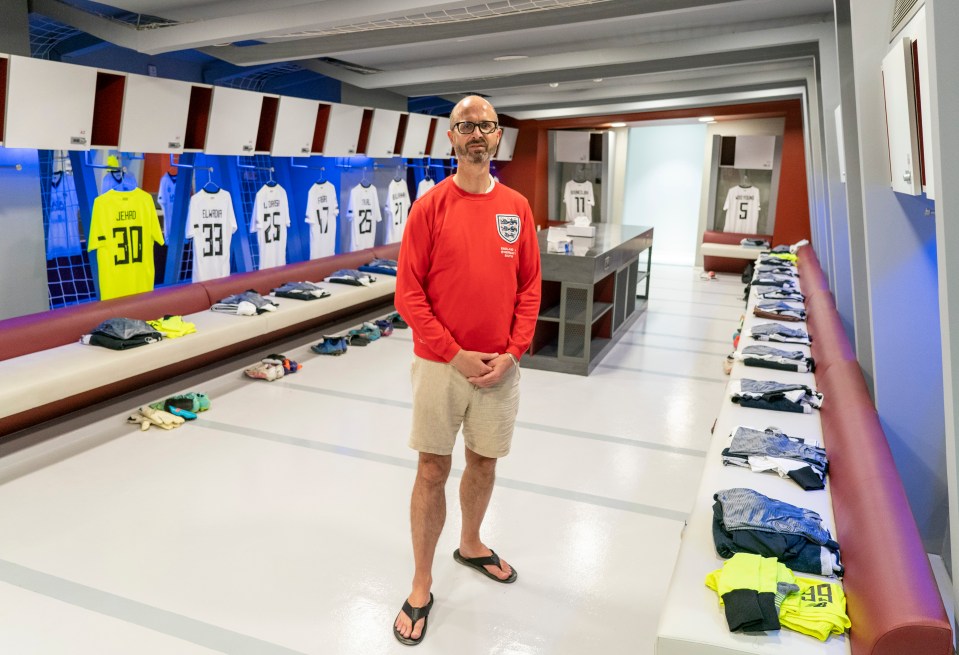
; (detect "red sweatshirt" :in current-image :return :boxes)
[395,177,542,363]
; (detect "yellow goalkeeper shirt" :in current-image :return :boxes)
[88,189,165,300]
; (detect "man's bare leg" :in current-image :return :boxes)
[395,452,451,640]
[457,447,513,580]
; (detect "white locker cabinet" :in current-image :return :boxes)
[495,126,519,161]
[4,55,97,150]
[733,135,776,170]
[400,112,432,158]
[117,74,191,153]
[321,103,364,156]
[429,118,453,158]
[203,86,264,155]
[881,37,921,195]
[365,108,402,158]
[553,130,590,162]
[271,96,320,157]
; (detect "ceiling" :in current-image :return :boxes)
[28,0,836,120]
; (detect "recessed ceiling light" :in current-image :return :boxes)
[493,55,528,61]
[610,122,626,128]
[698,116,715,122]
[548,82,559,88]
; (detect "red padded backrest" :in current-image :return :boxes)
[0,283,212,362]
[805,291,857,375]
[372,242,401,261]
[796,244,830,299]
[702,230,770,245]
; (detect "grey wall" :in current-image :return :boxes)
[834,0,947,554]
[0,150,49,319]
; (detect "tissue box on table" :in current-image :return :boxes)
[566,216,595,238]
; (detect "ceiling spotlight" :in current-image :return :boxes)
[593,78,604,83]
[610,122,626,128]
[698,116,715,122]
[493,54,528,61]
[548,82,559,88]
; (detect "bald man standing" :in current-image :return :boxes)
[392,96,542,645]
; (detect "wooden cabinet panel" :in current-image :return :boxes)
[4,55,97,150]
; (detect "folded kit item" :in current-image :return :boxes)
[712,501,844,577]
[750,323,811,345]
[211,290,278,315]
[759,289,806,302]
[265,353,303,373]
[715,487,834,545]
[704,553,798,633]
[146,315,197,338]
[779,576,852,641]
[273,281,331,300]
[753,273,799,289]
[756,264,798,277]
[385,311,409,329]
[359,258,399,276]
[84,317,164,350]
[730,378,823,413]
[324,269,376,286]
[244,358,285,381]
[373,319,394,336]
[740,238,770,248]
[753,301,807,322]
[735,345,815,373]
[311,336,349,355]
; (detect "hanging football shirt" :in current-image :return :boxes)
[100,169,138,194]
[563,179,595,221]
[304,181,339,259]
[723,185,761,233]
[157,172,177,237]
[46,171,81,258]
[88,188,165,300]
[416,178,435,199]
[185,189,237,282]
[384,178,412,243]
[347,183,382,251]
[249,183,291,269]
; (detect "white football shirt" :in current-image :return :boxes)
[347,183,382,251]
[305,181,340,259]
[563,179,595,221]
[186,189,238,282]
[722,185,762,233]
[249,183,291,269]
[416,178,435,199]
[157,172,177,237]
[384,179,412,243]
[47,171,81,258]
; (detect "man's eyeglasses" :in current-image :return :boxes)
[451,121,499,135]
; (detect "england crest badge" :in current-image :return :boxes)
[496,214,520,244]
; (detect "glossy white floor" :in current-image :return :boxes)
[0,265,748,655]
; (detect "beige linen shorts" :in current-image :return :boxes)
[408,356,521,458]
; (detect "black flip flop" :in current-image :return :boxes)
[453,548,518,583]
[393,593,434,646]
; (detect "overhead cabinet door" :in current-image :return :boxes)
[4,55,97,149]
[400,112,432,158]
[365,108,402,157]
[271,96,320,157]
[495,126,519,161]
[321,103,364,156]
[204,86,264,155]
[429,119,453,158]
[117,74,191,153]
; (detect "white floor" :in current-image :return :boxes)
[0,265,747,655]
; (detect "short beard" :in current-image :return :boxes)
[455,139,493,165]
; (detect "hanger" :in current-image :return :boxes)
[573,164,587,183]
[265,166,277,187]
[361,166,372,186]
[424,167,432,181]
[202,168,220,193]
[316,166,327,184]
[740,171,751,188]
[394,164,405,182]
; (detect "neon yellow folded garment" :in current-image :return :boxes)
[147,315,197,338]
[779,576,851,641]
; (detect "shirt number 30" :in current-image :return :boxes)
[112,226,143,265]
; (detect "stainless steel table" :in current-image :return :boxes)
[523,224,653,375]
